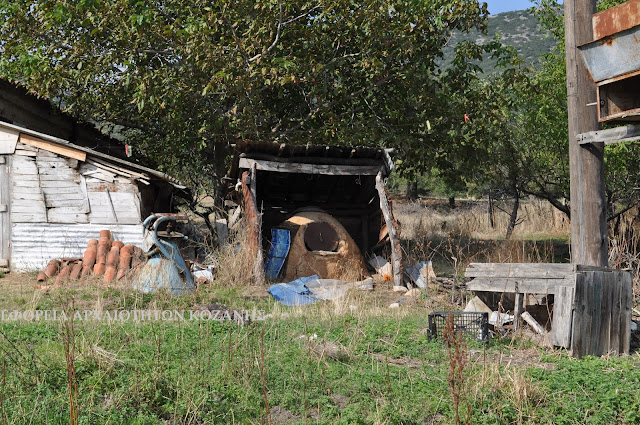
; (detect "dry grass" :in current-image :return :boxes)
[208,225,257,287]
[395,197,569,241]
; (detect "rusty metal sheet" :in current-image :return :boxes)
[580,24,640,83]
[304,222,339,252]
[593,0,640,41]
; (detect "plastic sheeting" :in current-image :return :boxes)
[264,229,291,280]
[267,275,319,306]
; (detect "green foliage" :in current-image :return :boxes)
[0,0,489,192]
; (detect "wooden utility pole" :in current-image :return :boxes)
[565,0,608,267]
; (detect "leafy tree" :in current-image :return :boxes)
[0,0,490,209]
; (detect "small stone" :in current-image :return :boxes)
[389,303,400,309]
[405,288,422,297]
[393,285,408,293]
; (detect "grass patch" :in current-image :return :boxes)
[0,282,638,424]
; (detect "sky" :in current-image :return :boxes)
[483,0,536,15]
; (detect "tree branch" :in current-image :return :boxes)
[249,0,283,63]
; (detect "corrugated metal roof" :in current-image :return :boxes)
[11,223,144,271]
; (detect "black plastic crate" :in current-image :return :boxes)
[428,311,489,342]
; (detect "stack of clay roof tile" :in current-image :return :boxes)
[36,230,145,286]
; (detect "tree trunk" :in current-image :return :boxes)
[406,180,418,201]
[488,194,495,228]
[505,193,520,240]
[448,196,456,209]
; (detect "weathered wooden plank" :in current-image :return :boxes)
[589,271,604,356]
[599,272,614,355]
[35,167,79,176]
[44,198,85,209]
[35,154,69,161]
[465,263,602,279]
[87,157,147,180]
[15,142,37,152]
[13,192,46,201]
[239,157,384,176]
[577,123,640,145]
[466,277,575,295]
[468,262,578,270]
[12,189,43,198]
[110,192,141,223]
[39,180,81,188]
[571,273,586,357]
[13,150,37,157]
[35,157,70,166]
[12,175,40,182]
[0,155,10,268]
[37,175,80,184]
[11,162,39,173]
[11,197,44,212]
[13,156,38,163]
[11,213,47,223]
[88,192,117,224]
[621,272,633,355]
[551,285,575,348]
[12,180,42,188]
[514,293,524,331]
[0,127,18,154]
[521,311,546,335]
[579,272,596,357]
[19,133,87,161]
[86,182,137,193]
[46,211,89,224]
[41,186,84,195]
[83,171,116,184]
[42,192,85,201]
[609,274,622,355]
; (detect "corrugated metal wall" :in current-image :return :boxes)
[11,223,143,271]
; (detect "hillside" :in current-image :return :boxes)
[443,9,558,73]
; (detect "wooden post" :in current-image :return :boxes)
[0,155,10,271]
[241,168,265,285]
[514,292,524,331]
[565,0,608,266]
[375,171,403,287]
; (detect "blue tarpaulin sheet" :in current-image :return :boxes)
[264,229,291,280]
[267,275,319,306]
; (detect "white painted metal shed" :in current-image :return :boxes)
[0,121,185,271]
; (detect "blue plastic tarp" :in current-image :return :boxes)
[267,275,319,306]
[264,229,291,280]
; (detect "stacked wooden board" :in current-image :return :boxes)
[465,263,633,357]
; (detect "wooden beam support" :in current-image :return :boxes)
[19,133,87,162]
[577,124,640,145]
[375,171,402,287]
[0,155,10,270]
[239,157,383,176]
[465,277,575,295]
[514,293,524,331]
[242,166,265,285]
[565,0,608,267]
